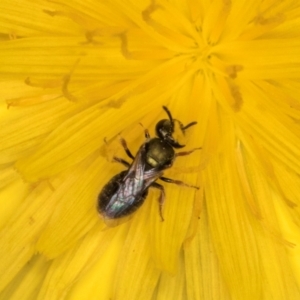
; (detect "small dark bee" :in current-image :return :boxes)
[97,106,200,222]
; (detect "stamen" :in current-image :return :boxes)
[226,65,243,79]
[62,59,81,102]
[142,0,161,22]
[83,30,103,45]
[229,83,243,111]
[25,77,62,89]
[119,32,132,59]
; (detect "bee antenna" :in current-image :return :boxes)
[182,121,197,131]
[162,106,174,132]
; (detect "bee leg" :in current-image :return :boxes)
[139,123,150,141]
[143,128,150,140]
[118,136,135,160]
[150,182,165,222]
[112,156,130,168]
[175,147,201,157]
[159,176,199,190]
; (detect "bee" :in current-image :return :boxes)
[97,106,200,222]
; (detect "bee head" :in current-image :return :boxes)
[155,106,197,149]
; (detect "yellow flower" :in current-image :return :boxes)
[1,0,300,299]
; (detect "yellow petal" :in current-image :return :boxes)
[184,204,231,300]
[112,210,160,300]
[36,154,105,258]
[0,183,53,291]
[0,256,49,300]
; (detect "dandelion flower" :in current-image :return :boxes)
[1,0,300,299]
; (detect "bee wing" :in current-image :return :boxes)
[124,143,147,181]
[143,168,163,188]
[100,144,162,227]
[125,143,163,187]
